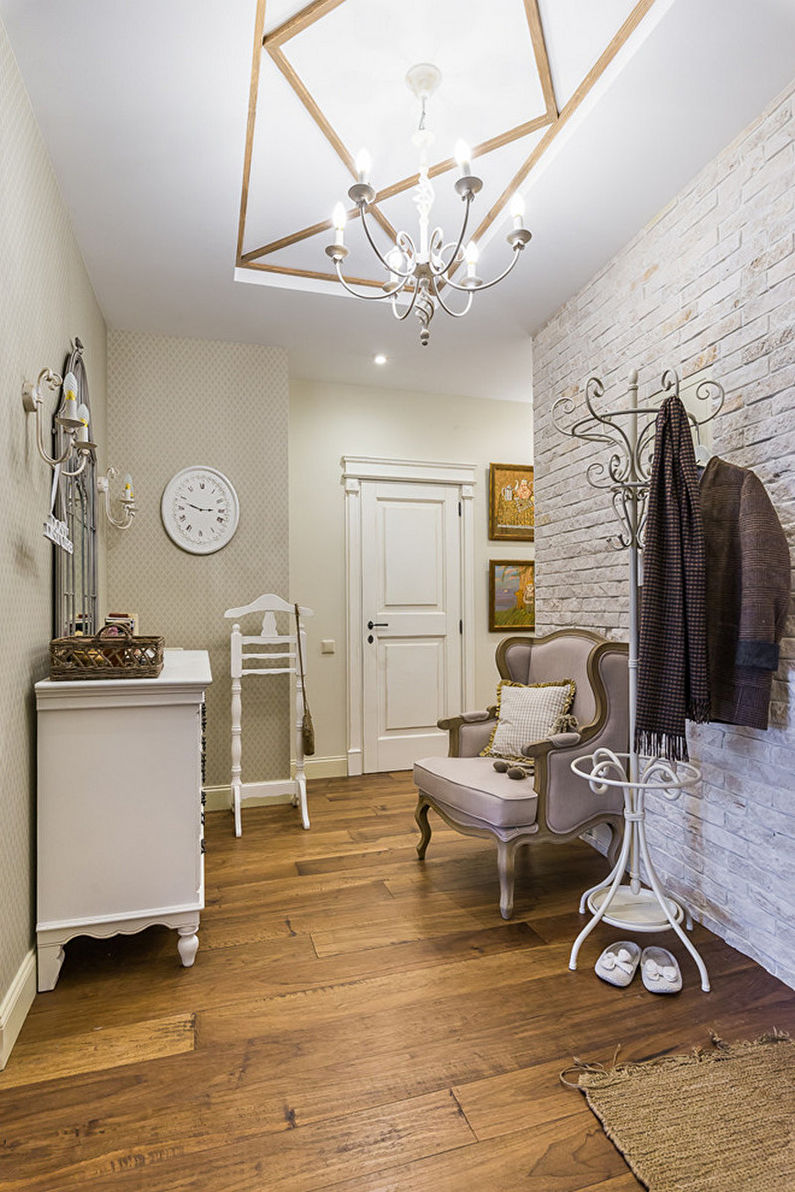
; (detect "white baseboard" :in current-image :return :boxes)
[0,949,36,1070]
[203,779,295,812]
[292,755,348,780]
[204,757,349,810]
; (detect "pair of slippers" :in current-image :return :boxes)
[595,941,682,993]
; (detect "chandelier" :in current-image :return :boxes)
[325,63,532,346]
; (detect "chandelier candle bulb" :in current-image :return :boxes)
[510,193,526,230]
[355,149,372,184]
[123,474,134,501]
[387,247,403,286]
[455,139,472,178]
[332,202,346,247]
[464,240,479,278]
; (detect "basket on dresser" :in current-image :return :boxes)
[49,624,164,680]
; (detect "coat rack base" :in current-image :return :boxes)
[568,748,711,993]
[586,885,685,932]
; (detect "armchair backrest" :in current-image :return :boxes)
[496,629,606,728]
[497,630,629,837]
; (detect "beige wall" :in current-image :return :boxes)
[0,21,107,1001]
[106,332,290,791]
[289,379,534,769]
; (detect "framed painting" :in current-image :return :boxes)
[489,560,535,632]
[489,463,534,541]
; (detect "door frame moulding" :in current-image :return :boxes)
[342,456,476,777]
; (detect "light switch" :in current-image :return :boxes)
[321,639,335,654]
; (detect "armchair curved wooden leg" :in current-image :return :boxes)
[497,839,517,920]
[415,797,432,860]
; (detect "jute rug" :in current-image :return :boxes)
[572,1030,794,1191]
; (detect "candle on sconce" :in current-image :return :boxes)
[123,474,134,502]
[76,403,90,441]
[62,371,79,421]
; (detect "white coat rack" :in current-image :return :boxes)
[224,593,314,837]
[553,368,725,992]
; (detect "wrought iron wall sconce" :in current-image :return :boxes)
[22,368,96,476]
[97,467,137,530]
[24,363,137,531]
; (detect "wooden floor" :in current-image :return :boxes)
[2,773,793,1192]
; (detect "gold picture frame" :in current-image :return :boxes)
[489,463,534,540]
[489,560,535,632]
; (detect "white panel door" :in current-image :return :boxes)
[361,481,462,772]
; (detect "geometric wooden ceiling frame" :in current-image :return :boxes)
[236,0,658,289]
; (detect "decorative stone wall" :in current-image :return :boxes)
[533,82,794,986]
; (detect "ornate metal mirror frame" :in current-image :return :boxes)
[53,338,98,637]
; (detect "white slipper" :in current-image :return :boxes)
[595,941,641,987]
[641,946,682,994]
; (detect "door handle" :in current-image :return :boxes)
[367,621,389,630]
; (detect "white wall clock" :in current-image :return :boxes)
[161,466,239,554]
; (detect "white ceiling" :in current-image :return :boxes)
[2,0,794,402]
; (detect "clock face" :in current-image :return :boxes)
[161,467,239,554]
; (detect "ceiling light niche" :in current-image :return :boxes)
[325,63,532,346]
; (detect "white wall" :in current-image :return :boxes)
[289,378,534,772]
[533,81,794,987]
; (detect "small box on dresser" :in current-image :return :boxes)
[35,649,212,991]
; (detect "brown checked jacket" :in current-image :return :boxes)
[700,457,790,730]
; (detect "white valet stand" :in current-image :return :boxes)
[224,594,314,837]
[553,367,725,993]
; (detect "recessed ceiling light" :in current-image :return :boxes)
[373,353,387,365]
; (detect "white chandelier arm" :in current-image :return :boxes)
[391,283,420,322]
[359,207,415,279]
[442,244,523,294]
[396,229,418,265]
[428,197,473,278]
[431,276,474,318]
[333,260,400,302]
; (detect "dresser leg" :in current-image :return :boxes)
[177,927,199,968]
[37,940,65,992]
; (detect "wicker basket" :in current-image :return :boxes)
[50,624,164,680]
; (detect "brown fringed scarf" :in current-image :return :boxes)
[635,394,710,761]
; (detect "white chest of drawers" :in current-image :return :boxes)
[35,649,212,991]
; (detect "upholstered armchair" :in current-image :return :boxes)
[413,629,629,918]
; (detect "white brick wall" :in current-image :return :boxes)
[533,82,795,987]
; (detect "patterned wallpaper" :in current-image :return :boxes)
[0,20,107,998]
[106,332,290,790]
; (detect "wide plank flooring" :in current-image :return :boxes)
[1,771,793,1191]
